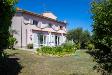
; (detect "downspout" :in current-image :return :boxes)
[21,12,23,48]
[26,29,27,46]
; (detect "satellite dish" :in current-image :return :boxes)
[24,20,30,25]
[52,25,59,31]
[37,22,47,29]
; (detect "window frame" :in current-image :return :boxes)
[32,20,38,25]
[48,23,52,28]
[60,26,63,30]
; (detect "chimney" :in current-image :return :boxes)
[42,12,57,20]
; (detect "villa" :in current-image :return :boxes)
[12,8,67,48]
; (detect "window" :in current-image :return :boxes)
[24,17,29,21]
[33,20,38,25]
[55,36,60,46]
[24,17,30,25]
[43,36,46,44]
[38,34,46,45]
[48,23,52,27]
[60,26,63,30]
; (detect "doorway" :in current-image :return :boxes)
[55,35,59,46]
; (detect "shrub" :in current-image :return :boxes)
[27,44,33,49]
[41,46,53,54]
[37,41,77,56]
[87,43,95,50]
[8,36,17,49]
[63,42,76,53]
[63,41,74,48]
[75,43,81,49]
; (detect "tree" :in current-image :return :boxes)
[91,0,112,74]
[67,28,91,49]
[0,0,17,57]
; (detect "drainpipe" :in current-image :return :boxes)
[26,29,27,46]
[21,12,23,48]
[49,32,51,46]
[61,33,63,44]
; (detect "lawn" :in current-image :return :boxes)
[3,49,100,75]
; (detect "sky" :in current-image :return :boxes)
[17,0,92,31]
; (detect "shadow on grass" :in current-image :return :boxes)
[0,53,22,75]
[7,53,19,57]
[86,50,97,57]
[70,73,85,75]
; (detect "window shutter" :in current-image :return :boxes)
[30,19,33,25]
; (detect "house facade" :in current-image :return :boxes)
[12,8,67,48]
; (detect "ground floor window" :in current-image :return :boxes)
[38,34,46,46]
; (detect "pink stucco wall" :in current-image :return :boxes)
[12,11,67,48]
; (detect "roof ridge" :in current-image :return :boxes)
[16,7,67,25]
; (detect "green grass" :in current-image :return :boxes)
[4,49,100,75]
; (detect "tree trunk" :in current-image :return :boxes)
[0,49,3,58]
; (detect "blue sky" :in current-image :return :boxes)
[17,0,92,31]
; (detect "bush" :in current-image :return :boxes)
[63,42,76,53]
[37,42,76,56]
[41,46,53,54]
[87,43,95,50]
[75,43,81,49]
[8,36,17,49]
[27,44,33,49]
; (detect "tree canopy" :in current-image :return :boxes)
[91,0,112,74]
[67,28,91,49]
[0,0,17,56]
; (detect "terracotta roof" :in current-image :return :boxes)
[16,8,67,25]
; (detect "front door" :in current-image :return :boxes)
[55,35,59,46]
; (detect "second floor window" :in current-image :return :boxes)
[48,23,52,27]
[24,17,29,21]
[24,17,30,25]
[60,26,63,30]
[33,20,38,25]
